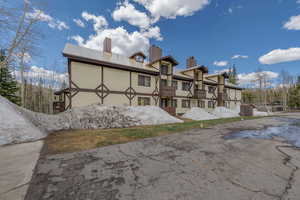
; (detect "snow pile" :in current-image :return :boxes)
[211,107,240,118]
[126,106,183,125]
[0,96,46,146]
[21,104,141,132]
[253,109,269,117]
[22,104,182,132]
[182,107,218,121]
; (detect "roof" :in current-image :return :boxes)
[148,56,179,66]
[129,52,146,59]
[63,43,158,74]
[178,65,209,73]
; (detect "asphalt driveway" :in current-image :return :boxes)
[25,116,300,200]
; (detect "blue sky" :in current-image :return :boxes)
[18,0,300,86]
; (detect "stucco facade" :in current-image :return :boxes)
[54,41,242,115]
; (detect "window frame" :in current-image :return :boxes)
[182,81,191,91]
[172,80,178,90]
[208,86,215,94]
[160,64,169,75]
[208,101,215,108]
[138,75,151,87]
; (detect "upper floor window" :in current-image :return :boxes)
[161,79,168,87]
[161,64,169,75]
[138,75,151,87]
[172,80,178,90]
[182,82,191,91]
[208,86,215,93]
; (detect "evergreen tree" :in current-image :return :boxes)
[228,64,238,84]
[0,50,21,105]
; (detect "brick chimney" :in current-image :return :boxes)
[103,37,112,54]
[149,45,162,63]
[186,56,197,68]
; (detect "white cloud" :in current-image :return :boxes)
[232,55,248,59]
[228,8,233,14]
[112,2,151,29]
[238,71,279,86]
[213,60,228,67]
[133,0,210,20]
[141,26,162,41]
[73,18,85,28]
[26,8,69,30]
[284,14,300,30]
[259,47,300,65]
[214,68,230,74]
[82,11,108,31]
[297,0,300,3]
[72,11,163,56]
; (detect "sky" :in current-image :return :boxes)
[13,0,300,87]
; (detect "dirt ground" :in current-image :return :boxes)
[25,115,300,200]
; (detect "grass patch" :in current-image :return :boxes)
[46,116,263,154]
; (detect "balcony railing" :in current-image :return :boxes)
[160,86,175,98]
[194,89,206,99]
[162,106,176,116]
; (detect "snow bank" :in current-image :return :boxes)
[211,107,240,118]
[253,109,269,117]
[21,104,182,132]
[182,107,218,121]
[0,96,46,146]
[126,106,183,125]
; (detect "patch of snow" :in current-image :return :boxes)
[211,107,240,118]
[0,96,46,146]
[182,107,218,121]
[253,109,269,116]
[126,106,183,125]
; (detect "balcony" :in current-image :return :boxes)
[194,89,206,99]
[160,86,175,98]
[162,106,176,116]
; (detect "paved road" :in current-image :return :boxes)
[26,116,300,200]
[0,141,43,200]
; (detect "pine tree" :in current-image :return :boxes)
[0,50,21,105]
[228,64,238,84]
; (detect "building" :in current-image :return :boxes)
[54,38,242,115]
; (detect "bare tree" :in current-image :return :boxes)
[279,69,293,111]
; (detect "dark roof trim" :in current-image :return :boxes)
[148,55,179,66]
[54,88,70,95]
[129,52,146,59]
[63,53,159,76]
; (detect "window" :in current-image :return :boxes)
[182,82,191,91]
[135,55,144,63]
[161,64,168,75]
[198,100,205,108]
[172,80,178,90]
[208,101,215,108]
[208,86,215,93]
[161,79,167,87]
[138,97,150,106]
[172,99,178,108]
[182,100,190,108]
[138,75,151,87]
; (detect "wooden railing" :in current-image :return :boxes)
[160,86,175,97]
[194,89,206,99]
[162,107,176,116]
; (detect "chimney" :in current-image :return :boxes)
[149,45,162,63]
[186,56,197,68]
[103,37,111,54]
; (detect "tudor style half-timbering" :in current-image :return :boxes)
[54,38,242,115]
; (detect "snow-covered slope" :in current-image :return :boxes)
[126,106,183,125]
[211,107,240,118]
[0,96,46,146]
[182,108,218,121]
